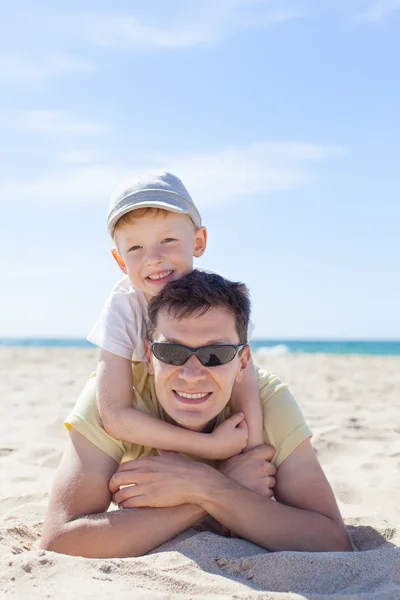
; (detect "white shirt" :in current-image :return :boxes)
[88,274,255,361]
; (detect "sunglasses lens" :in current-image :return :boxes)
[198,345,237,366]
[151,343,190,365]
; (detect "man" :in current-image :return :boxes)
[40,271,352,557]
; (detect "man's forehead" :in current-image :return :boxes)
[153,307,239,345]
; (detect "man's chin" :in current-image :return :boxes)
[164,409,217,433]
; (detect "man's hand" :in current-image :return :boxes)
[109,451,216,509]
[217,444,277,498]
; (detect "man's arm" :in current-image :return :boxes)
[200,439,352,552]
[111,441,352,553]
[40,429,206,558]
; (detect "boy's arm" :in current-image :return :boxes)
[97,349,248,459]
[40,429,207,558]
[229,356,264,451]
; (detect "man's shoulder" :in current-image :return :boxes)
[64,363,159,464]
[255,366,290,402]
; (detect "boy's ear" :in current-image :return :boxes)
[144,338,154,374]
[111,249,127,273]
[193,226,207,258]
[235,345,251,383]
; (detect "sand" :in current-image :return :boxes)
[0,347,399,599]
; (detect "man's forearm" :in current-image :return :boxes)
[41,503,207,558]
[196,473,351,552]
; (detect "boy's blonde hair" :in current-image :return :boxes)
[113,207,197,243]
[113,207,168,239]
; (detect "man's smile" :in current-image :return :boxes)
[173,390,212,404]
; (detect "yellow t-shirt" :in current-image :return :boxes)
[65,363,312,468]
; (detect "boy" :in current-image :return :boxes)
[88,171,263,458]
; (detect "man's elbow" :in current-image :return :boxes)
[40,525,89,558]
[328,521,353,552]
[39,530,75,556]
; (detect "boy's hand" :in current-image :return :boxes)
[209,413,248,459]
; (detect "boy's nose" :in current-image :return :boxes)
[145,250,163,265]
[177,355,207,382]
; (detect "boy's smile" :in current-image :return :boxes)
[113,211,207,301]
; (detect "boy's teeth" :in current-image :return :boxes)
[148,271,172,280]
[175,391,209,399]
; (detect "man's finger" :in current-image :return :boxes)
[249,444,275,461]
[265,462,277,477]
[120,496,147,509]
[116,458,154,472]
[157,449,179,457]
[114,483,145,505]
[109,470,148,494]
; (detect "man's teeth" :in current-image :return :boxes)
[175,391,209,399]
[148,271,172,280]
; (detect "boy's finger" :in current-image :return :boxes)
[226,412,245,426]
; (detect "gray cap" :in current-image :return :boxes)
[107,171,202,236]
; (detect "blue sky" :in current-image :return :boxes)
[1,0,399,339]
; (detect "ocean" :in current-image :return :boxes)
[1,338,400,356]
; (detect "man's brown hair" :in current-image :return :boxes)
[147,270,250,344]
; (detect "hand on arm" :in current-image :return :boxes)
[113,440,351,552]
[106,440,351,552]
[97,349,248,459]
[40,429,206,558]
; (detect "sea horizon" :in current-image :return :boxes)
[1,338,400,356]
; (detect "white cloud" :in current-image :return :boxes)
[359,1,400,21]
[0,110,108,135]
[25,2,301,52]
[0,165,127,208]
[0,141,343,208]
[82,7,300,49]
[0,53,94,83]
[163,143,343,205]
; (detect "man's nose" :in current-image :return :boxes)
[177,355,207,381]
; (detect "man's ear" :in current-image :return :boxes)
[235,344,251,382]
[111,248,127,273]
[193,226,207,258]
[144,338,154,375]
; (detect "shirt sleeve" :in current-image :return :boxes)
[257,368,312,467]
[87,278,147,361]
[64,375,126,464]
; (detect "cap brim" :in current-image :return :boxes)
[108,200,190,235]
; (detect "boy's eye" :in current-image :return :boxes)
[128,245,142,252]
[162,238,176,243]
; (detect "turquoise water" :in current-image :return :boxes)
[1,338,400,356]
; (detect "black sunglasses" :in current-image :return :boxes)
[150,342,246,367]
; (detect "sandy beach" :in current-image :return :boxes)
[0,347,399,599]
